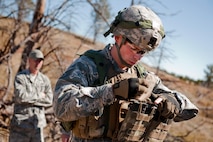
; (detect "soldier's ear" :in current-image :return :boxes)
[114,35,122,43]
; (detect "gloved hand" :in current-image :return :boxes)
[113,77,154,100]
[153,93,181,119]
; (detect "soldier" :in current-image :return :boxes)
[9,49,53,142]
[53,5,198,142]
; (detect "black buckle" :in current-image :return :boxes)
[129,102,154,114]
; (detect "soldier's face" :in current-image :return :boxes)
[29,58,43,73]
[114,35,146,68]
[119,39,144,66]
[121,43,142,65]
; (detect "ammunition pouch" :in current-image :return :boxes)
[60,100,172,141]
[117,100,172,142]
[70,116,105,139]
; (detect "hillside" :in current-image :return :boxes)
[0,20,212,142]
[144,65,213,142]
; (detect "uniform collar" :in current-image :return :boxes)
[101,44,124,73]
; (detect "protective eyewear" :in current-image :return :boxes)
[126,39,147,55]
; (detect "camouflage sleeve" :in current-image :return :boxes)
[53,56,115,122]
[151,73,198,122]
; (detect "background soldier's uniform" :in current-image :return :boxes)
[9,69,53,142]
[53,45,198,142]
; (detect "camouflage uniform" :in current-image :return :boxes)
[53,45,198,142]
[54,45,118,122]
[9,69,53,142]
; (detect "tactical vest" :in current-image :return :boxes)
[60,50,172,141]
[61,49,122,139]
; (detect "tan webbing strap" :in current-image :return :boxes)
[88,116,105,138]
[157,122,172,131]
[107,100,120,139]
[72,117,88,139]
[149,129,168,140]
[148,120,172,140]
[141,119,161,142]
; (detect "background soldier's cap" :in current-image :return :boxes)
[29,49,44,60]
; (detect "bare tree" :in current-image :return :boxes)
[18,0,46,72]
[87,0,111,44]
[17,0,35,22]
[0,1,86,140]
[0,0,85,103]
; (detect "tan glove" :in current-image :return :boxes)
[153,93,181,119]
[135,73,157,101]
[113,77,155,100]
[112,79,129,99]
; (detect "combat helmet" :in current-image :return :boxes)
[104,5,165,51]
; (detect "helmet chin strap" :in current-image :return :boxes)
[115,37,132,68]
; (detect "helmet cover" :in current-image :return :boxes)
[105,5,165,51]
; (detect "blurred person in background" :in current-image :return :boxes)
[9,49,53,142]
